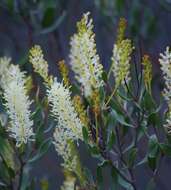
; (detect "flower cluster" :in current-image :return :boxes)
[29,45,50,84]
[47,79,84,174]
[69,12,103,97]
[112,39,133,87]
[2,62,34,146]
[159,47,171,101]
[29,43,83,174]
[142,54,152,93]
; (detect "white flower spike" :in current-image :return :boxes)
[3,63,34,147]
[69,12,103,97]
[159,46,171,101]
[47,79,83,140]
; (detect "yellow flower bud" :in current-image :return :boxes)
[58,60,70,87]
[142,54,152,93]
[117,18,127,45]
[73,95,89,128]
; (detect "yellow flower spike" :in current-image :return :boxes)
[116,18,127,45]
[58,60,70,87]
[92,89,101,117]
[107,18,127,80]
[73,95,89,128]
[40,178,49,190]
[25,76,33,95]
[106,38,134,108]
[91,89,101,145]
[77,12,93,35]
[29,45,51,85]
[142,54,152,93]
[112,39,134,88]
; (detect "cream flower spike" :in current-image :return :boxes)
[53,127,77,171]
[47,79,83,140]
[3,64,34,147]
[69,12,103,97]
[60,173,76,190]
[159,46,171,101]
[0,57,11,89]
[0,56,26,90]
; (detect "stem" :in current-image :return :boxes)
[107,61,114,80]
[115,126,137,190]
[104,87,117,108]
[133,53,140,98]
[17,156,25,190]
[110,162,137,190]
[11,143,25,190]
[153,125,160,142]
[95,114,99,145]
[124,79,136,101]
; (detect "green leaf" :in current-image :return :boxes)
[82,127,89,143]
[102,71,108,82]
[136,156,147,167]
[96,166,103,189]
[147,157,156,171]
[146,178,156,190]
[99,86,105,103]
[147,135,159,171]
[84,167,94,184]
[147,105,161,127]
[111,164,134,190]
[7,0,13,12]
[0,181,7,187]
[115,0,124,12]
[118,175,134,190]
[111,167,119,190]
[127,148,137,167]
[107,131,116,150]
[159,0,171,12]
[148,135,159,158]
[141,92,156,112]
[20,167,32,190]
[39,12,66,34]
[0,136,16,170]
[42,7,56,28]
[88,144,100,158]
[96,160,109,189]
[28,138,52,164]
[159,143,171,157]
[111,109,134,128]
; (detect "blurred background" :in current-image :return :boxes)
[0,0,171,189]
